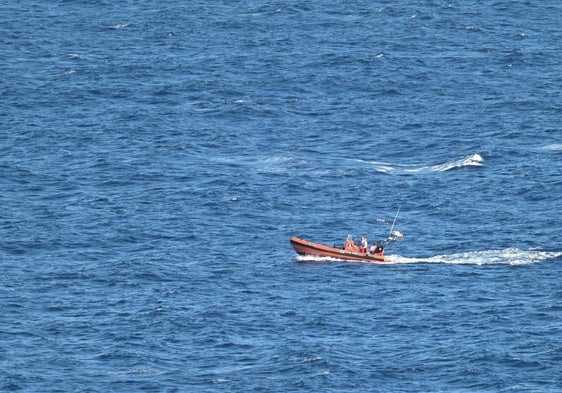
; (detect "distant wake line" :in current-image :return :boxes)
[359,153,484,174]
[297,249,561,265]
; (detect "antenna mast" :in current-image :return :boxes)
[388,207,400,238]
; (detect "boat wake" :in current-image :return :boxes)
[389,248,562,266]
[360,153,484,174]
[296,249,561,266]
[295,255,387,264]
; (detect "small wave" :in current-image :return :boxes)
[108,23,130,29]
[372,164,396,174]
[543,143,562,151]
[421,153,484,172]
[361,153,484,174]
[257,155,308,174]
[389,249,561,265]
[68,53,85,60]
[105,368,165,376]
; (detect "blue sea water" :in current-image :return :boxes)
[1,1,561,391]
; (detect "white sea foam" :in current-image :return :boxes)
[296,255,388,264]
[297,249,561,265]
[543,143,562,151]
[389,248,562,265]
[296,255,345,263]
[373,164,396,174]
[68,53,85,60]
[361,153,484,174]
[418,153,484,172]
[108,23,130,29]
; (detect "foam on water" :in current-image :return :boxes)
[411,153,484,173]
[389,248,562,265]
[297,248,561,266]
[296,255,387,264]
[361,153,484,174]
[107,23,130,29]
[543,143,562,151]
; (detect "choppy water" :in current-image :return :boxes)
[1,1,561,392]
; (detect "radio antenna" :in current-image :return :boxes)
[388,207,400,238]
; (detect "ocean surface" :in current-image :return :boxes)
[1,1,561,392]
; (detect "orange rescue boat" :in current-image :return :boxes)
[290,232,403,263]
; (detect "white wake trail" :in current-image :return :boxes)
[389,248,561,265]
[361,153,484,174]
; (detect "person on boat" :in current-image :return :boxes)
[370,242,384,254]
[344,235,359,252]
[360,237,368,253]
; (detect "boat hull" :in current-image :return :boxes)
[290,236,389,263]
